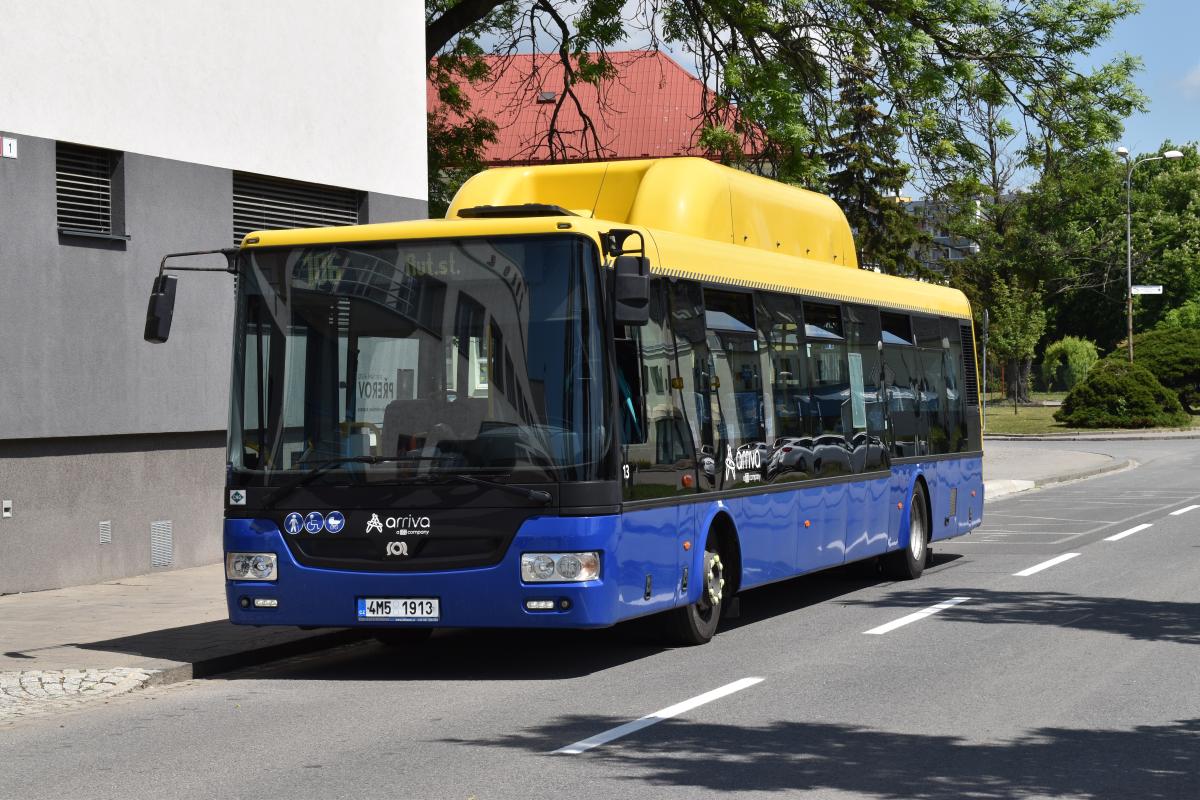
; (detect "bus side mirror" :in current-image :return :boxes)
[613,255,649,327]
[144,274,178,343]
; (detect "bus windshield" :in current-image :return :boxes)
[229,235,609,486]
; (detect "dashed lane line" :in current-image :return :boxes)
[1169,505,1199,516]
[1104,523,1153,542]
[552,677,765,755]
[863,597,971,635]
[1013,553,1081,577]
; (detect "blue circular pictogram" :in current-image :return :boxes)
[304,511,325,534]
[283,512,304,535]
[324,511,346,534]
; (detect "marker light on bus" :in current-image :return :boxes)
[520,552,600,583]
[226,553,278,581]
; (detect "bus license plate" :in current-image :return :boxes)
[357,597,439,622]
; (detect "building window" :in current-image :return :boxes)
[56,143,124,237]
[232,173,362,245]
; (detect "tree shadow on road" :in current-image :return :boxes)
[840,587,1200,646]
[450,715,1199,799]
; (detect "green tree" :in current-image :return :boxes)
[825,40,923,275]
[988,277,1047,404]
[1040,336,1099,392]
[1158,297,1200,330]
[425,1,1143,209]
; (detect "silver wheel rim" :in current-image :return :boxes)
[909,500,925,560]
[705,552,725,607]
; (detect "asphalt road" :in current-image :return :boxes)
[2,439,1197,800]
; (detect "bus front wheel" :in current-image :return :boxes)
[664,538,725,646]
[886,482,929,580]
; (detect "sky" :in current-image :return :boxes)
[1085,1,1200,154]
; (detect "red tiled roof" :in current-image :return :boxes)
[428,50,724,165]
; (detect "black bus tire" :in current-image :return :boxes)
[886,481,928,580]
[663,536,725,646]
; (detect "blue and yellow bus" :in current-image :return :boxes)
[146,158,983,645]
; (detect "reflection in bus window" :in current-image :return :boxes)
[619,281,697,501]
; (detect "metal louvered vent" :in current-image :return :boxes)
[232,173,361,245]
[961,323,980,406]
[150,521,174,567]
[99,520,112,545]
[57,144,116,234]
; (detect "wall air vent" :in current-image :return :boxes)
[99,520,112,545]
[56,143,118,235]
[150,520,173,567]
[233,173,361,245]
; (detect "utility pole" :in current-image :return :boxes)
[1117,146,1184,363]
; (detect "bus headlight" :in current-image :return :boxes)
[521,552,600,582]
[226,552,278,581]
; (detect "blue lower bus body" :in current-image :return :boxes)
[225,458,983,628]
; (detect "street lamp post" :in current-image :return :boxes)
[1117,146,1183,363]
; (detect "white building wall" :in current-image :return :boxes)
[0,0,426,200]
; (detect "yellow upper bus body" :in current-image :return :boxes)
[242,157,972,321]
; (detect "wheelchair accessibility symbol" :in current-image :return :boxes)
[304,512,325,534]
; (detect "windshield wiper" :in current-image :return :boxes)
[262,455,440,508]
[261,455,552,508]
[444,473,552,505]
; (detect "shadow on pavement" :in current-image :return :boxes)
[62,553,970,680]
[70,622,367,676]
[210,556,963,682]
[840,587,1200,646]
[448,715,1199,799]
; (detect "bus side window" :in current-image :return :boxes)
[940,317,967,453]
[668,280,715,487]
[621,280,698,501]
[881,311,920,458]
[704,288,766,488]
[845,304,889,472]
[801,301,852,478]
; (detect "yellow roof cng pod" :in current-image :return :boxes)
[447,157,971,319]
[447,157,857,268]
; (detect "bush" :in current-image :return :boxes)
[1110,328,1200,413]
[1055,361,1189,429]
[1157,297,1200,330]
[1040,336,1099,391]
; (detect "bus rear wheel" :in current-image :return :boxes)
[664,539,725,646]
[886,482,928,580]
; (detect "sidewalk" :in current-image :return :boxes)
[0,444,1134,720]
[0,564,362,721]
[983,440,1133,499]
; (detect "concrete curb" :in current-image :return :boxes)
[141,629,371,688]
[986,457,1136,500]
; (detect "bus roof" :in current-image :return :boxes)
[242,158,972,319]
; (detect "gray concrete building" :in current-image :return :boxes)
[0,0,428,593]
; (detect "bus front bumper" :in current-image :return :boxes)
[223,516,625,629]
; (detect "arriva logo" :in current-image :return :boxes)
[386,540,409,557]
[724,445,762,482]
[365,512,432,536]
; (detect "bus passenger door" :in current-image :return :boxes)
[615,281,699,609]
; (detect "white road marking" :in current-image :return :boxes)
[863,597,971,635]
[986,514,1115,524]
[552,677,765,754]
[1013,553,1081,577]
[1169,505,1200,516]
[1104,523,1153,542]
